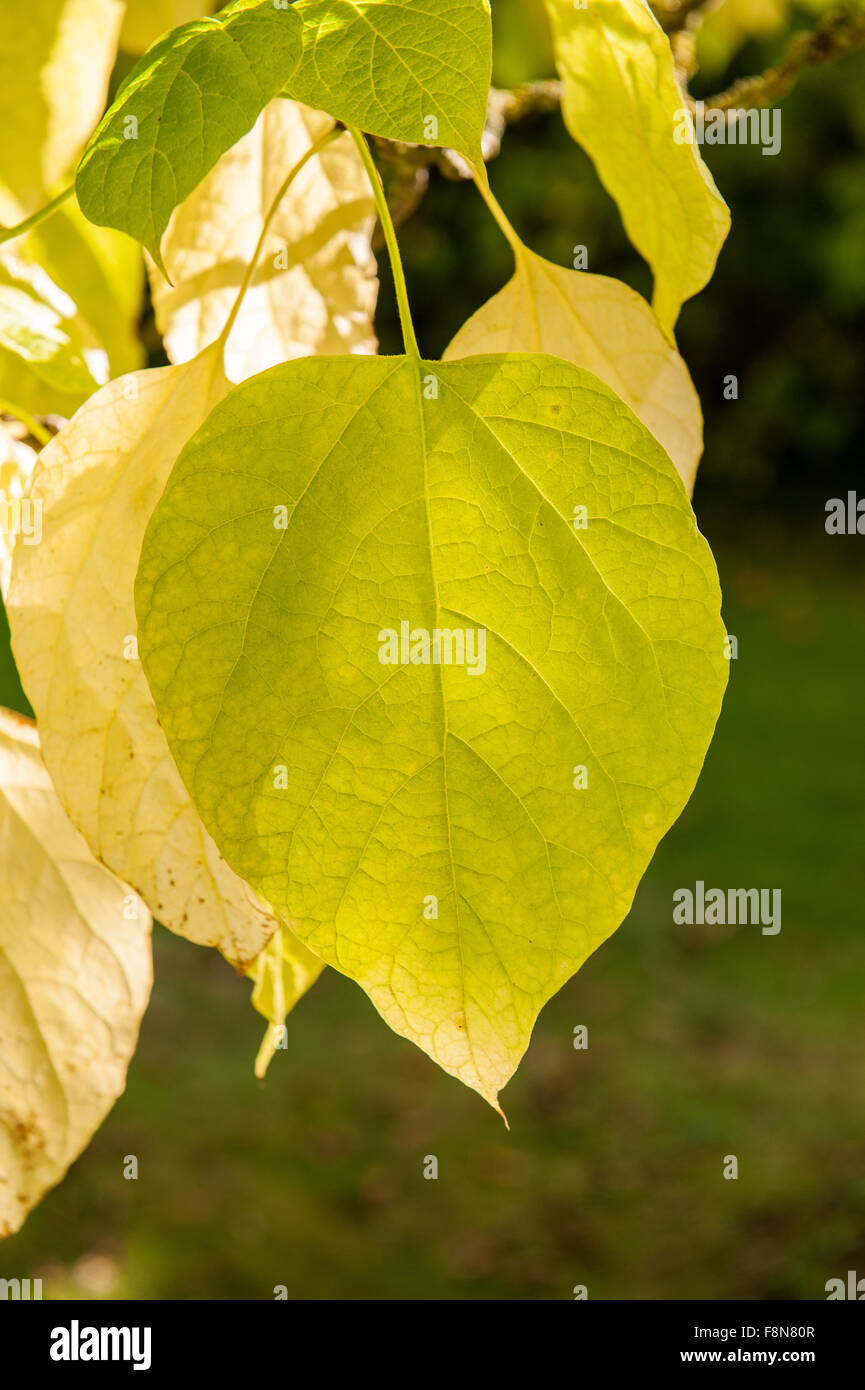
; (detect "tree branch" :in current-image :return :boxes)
[701,5,865,111]
[650,0,717,36]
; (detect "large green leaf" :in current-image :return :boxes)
[544,0,730,333]
[285,0,492,163]
[76,0,303,271]
[135,352,728,1107]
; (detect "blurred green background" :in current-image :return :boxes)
[2,0,864,1300]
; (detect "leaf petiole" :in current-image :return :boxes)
[470,164,526,261]
[347,126,421,360]
[0,186,74,246]
[0,399,52,446]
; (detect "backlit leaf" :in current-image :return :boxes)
[76,0,303,271]
[0,186,145,382]
[7,347,279,968]
[544,0,730,332]
[0,0,123,211]
[285,0,492,163]
[445,245,702,495]
[135,352,728,1107]
[23,199,145,380]
[0,707,152,1238]
[149,99,378,381]
[0,257,103,419]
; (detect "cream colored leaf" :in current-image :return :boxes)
[445,246,702,495]
[0,420,40,598]
[0,0,124,211]
[7,348,279,968]
[0,707,152,1238]
[148,100,378,382]
[544,0,730,332]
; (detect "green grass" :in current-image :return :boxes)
[2,533,864,1300]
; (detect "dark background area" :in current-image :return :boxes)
[1,0,863,1299]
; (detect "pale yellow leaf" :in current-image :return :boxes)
[0,0,124,211]
[0,253,107,420]
[148,100,378,382]
[0,707,152,1238]
[6,348,280,968]
[246,923,325,1079]
[545,0,730,332]
[120,0,213,54]
[445,246,702,495]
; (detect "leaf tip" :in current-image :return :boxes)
[149,241,172,286]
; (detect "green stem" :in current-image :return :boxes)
[0,399,52,446]
[0,186,74,246]
[348,126,420,360]
[471,164,526,262]
[217,126,343,350]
